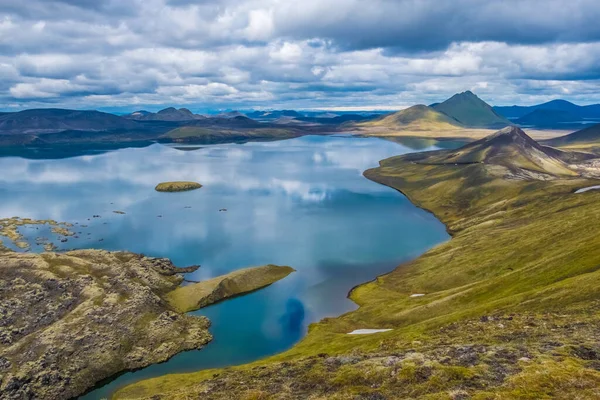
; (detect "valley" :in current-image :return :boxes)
[115,127,600,400]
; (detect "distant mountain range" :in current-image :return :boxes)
[494,99,600,119]
[2,92,600,148]
[0,109,139,134]
[494,99,600,129]
[0,107,308,146]
[125,107,205,121]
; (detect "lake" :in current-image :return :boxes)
[0,135,458,399]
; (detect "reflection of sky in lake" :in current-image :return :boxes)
[0,135,455,399]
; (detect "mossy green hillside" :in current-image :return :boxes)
[116,135,600,399]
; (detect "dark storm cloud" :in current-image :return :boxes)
[273,0,600,52]
[4,0,600,53]
[1,0,600,109]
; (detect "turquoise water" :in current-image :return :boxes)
[0,135,457,398]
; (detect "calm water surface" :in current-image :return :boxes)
[0,135,459,399]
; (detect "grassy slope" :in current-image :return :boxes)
[359,105,463,131]
[166,265,295,313]
[116,150,600,399]
[433,91,511,128]
[354,105,497,139]
[545,124,600,152]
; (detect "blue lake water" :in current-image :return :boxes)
[0,135,458,399]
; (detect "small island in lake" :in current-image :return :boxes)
[155,181,203,192]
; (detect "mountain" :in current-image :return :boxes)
[433,91,512,128]
[358,104,463,131]
[495,99,600,119]
[545,123,600,148]
[125,107,205,121]
[515,109,580,127]
[0,108,138,134]
[426,126,580,178]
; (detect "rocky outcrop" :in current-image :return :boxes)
[0,250,211,400]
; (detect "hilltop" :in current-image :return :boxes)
[125,107,206,121]
[432,90,512,128]
[358,104,463,131]
[423,126,584,179]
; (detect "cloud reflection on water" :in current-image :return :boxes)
[1,135,453,399]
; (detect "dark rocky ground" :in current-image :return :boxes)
[0,249,211,399]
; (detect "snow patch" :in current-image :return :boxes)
[347,329,392,335]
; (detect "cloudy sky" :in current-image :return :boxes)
[2,0,600,112]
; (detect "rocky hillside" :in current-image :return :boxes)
[0,250,210,399]
[421,126,586,179]
[0,245,293,399]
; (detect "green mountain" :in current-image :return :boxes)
[433,91,511,128]
[359,104,463,131]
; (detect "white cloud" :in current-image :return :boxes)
[1,0,600,108]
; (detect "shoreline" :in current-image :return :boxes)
[343,165,454,303]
